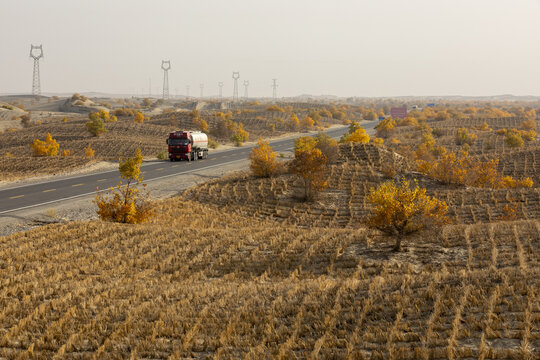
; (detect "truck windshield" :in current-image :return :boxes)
[169,138,190,145]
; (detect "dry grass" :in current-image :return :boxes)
[0,199,537,358]
[0,109,539,358]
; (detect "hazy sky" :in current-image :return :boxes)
[1,0,540,97]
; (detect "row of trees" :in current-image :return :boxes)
[248,134,448,252]
[30,133,95,158]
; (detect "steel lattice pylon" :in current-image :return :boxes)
[30,45,43,96]
[161,60,171,99]
[272,78,278,102]
[232,72,240,102]
[243,80,249,100]
[218,82,223,99]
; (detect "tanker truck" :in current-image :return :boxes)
[166,130,209,161]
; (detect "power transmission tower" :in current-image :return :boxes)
[199,83,204,99]
[243,80,249,100]
[218,82,223,99]
[232,72,240,102]
[29,45,43,97]
[161,60,171,99]
[186,85,190,98]
[272,79,278,102]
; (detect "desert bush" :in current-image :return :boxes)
[422,152,533,188]
[62,149,70,157]
[85,144,95,158]
[71,93,88,101]
[375,117,396,137]
[250,138,278,178]
[86,117,107,137]
[477,122,492,131]
[266,105,284,112]
[500,176,534,188]
[421,131,436,148]
[208,139,219,149]
[366,179,449,251]
[308,110,322,124]
[432,127,444,137]
[312,133,338,163]
[62,117,68,122]
[193,116,209,133]
[521,119,536,130]
[455,127,478,146]
[300,116,314,130]
[134,111,145,123]
[157,150,167,160]
[5,152,14,158]
[397,116,418,127]
[114,108,136,117]
[231,123,249,146]
[20,114,31,128]
[435,110,451,120]
[289,146,328,201]
[505,131,524,148]
[289,113,300,130]
[431,145,447,157]
[142,98,153,108]
[372,137,384,146]
[340,121,370,143]
[364,110,377,120]
[31,133,59,156]
[381,164,397,178]
[95,148,153,224]
[522,130,536,141]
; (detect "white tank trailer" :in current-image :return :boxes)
[166,130,209,161]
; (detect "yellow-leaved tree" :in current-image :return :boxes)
[85,144,95,158]
[95,148,153,224]
[289,137,328,201]
[231,123,249,146]
[366,179,449,251]
[374,117,396,137]
[340,121,370,143]
[249,138,278,177]
[31,133,60,156]
[134,111,145,123]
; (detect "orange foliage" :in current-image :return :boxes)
[31,133,59,156]
[366,179,449,251]
[95,148,153,224]
[289,146,328,201]
[249,138,278,178]
[85,144,95,158]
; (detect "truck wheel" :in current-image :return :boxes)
[203,150,208,159]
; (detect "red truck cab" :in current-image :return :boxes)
[166,131,208,161]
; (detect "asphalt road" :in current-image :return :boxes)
[0,121,378,214]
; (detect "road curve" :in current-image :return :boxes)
[0,121,379,214]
